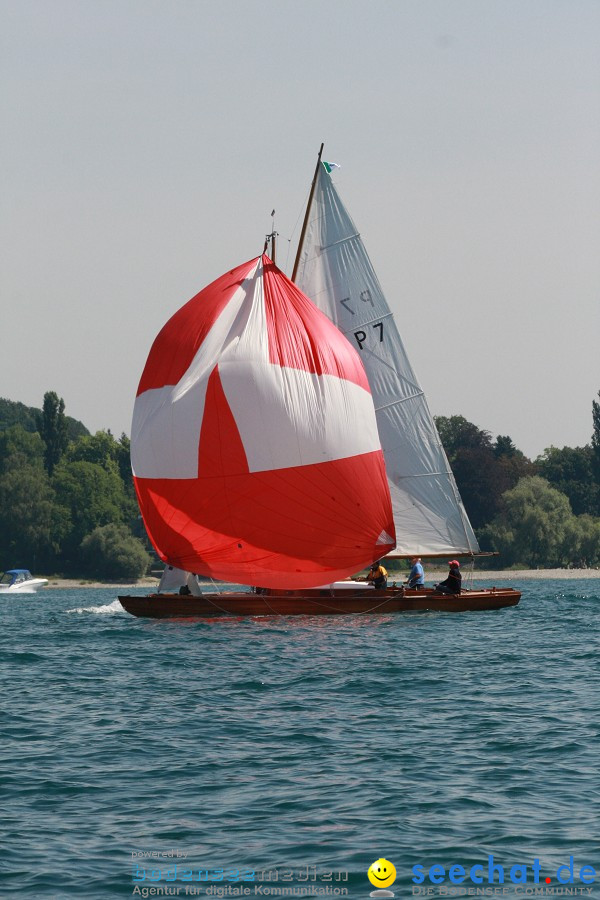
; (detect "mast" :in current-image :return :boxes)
[264,209,277,263]
[291,142,324,282]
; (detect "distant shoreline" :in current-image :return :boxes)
[42,568,600,589]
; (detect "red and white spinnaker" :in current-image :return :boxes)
[132,255,395,588]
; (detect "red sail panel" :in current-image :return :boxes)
[136,257,260,396]
[135,454,393,588]
[261,258,370,391]
[132,255,395,588]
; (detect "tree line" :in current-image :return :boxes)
[435,398,600,568]
[1,391,600,578]
[0,393,150,579]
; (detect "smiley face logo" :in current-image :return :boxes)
[367,858,396,889]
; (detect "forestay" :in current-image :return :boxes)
[294,163,480,556]
[132,255,395,588]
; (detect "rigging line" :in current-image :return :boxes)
[376,397,461,491]
[387,413,474,546]
[369,374,459,487]
[418,396,477,551]
[451,473,479,552]
[414,394,477,551]
[285,183,313,277]
[464,557,476,589]
[341,343,426,397]
[374,392,425,413]
[394,470,463,480]
[201,592,399,617]
[258,594,285,616]
[347,342,424,395]
[201,594,241,617]
[347,311,394,327]
[367,357,470,536]
[294,595,401,615]
[318,233,360,251]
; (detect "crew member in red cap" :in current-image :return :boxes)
[435,560,462,595]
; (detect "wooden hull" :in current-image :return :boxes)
[118,586,521,619]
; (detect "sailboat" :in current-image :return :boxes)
[119,149,520,618]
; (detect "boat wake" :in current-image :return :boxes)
[67,598,125,615]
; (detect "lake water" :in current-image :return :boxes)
[2,578,599,898]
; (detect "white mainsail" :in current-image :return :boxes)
[294,161,480,557]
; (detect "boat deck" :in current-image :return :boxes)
[119,586,521,618]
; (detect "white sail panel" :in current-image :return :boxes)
[295,163,479,556]
[132,257,381,479]
[132,265,257,479]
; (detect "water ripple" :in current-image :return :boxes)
[2,581,600,897]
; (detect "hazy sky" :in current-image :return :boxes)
[2,0,598,460]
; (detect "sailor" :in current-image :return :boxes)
[406,556,425,590]
[367,560,388,589]
[435,560,462,595]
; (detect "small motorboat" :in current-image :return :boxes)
[0,569,48,593]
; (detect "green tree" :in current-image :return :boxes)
[52,460,130,570]
[494,435,518,458]
[0,426,59,569]
[115,433,134,493]
[80,524,150,580]
[0,396,88,440]
[0,397,39,432]
[570,515,600,567]
[535,445,598,516]
[0,466,61,571]
[66,430,121,470]
[435,416,533,529]
[65,430,137,524]
[37,391,69,476]
[592,391,600,483]
[435,415,491,462]
[493,435,535,502]
[0,425,45,475]
[480,476,579,568]
[435,416,496,528]
[0,404,139,574]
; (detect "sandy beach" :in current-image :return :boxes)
[42,568,600,589]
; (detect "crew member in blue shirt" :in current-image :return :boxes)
[406,556,425,590]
